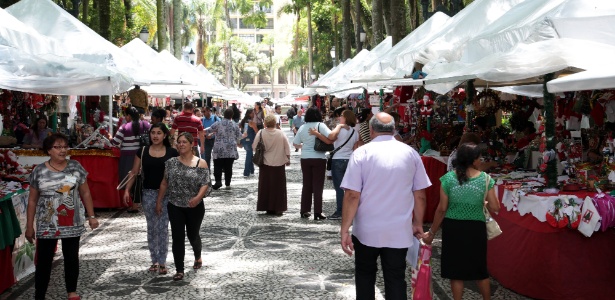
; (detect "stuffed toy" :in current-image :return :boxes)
[417,95,434,117]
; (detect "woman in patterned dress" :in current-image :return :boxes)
[423,143,500,300]
[156,132,211,281]
[123,123,178,275]
[25,133,99,300]
[206,108,242,190]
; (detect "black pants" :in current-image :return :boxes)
[168,202,205,273]
[214,158,234,186]
[353,235,408,300]
[35,237,81,300]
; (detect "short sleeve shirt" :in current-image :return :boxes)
[206,119,242,160]
[172,113,204,146]
[29,160,89,239]
[164,158,211,207]
[341,135,432,248]
[293,122,332,159]
[440,171,495,221]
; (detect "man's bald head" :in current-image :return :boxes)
[369,112,395,135]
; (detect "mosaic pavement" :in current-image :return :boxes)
[1,128,531,300]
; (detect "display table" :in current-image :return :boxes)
[488,188,615,299]
[420,156,448,222]
[9,149,122,208]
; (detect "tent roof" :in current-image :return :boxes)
[121,39,185,85]
[7,0,150,86]
[547,68,615,93]
[0,8,66,55]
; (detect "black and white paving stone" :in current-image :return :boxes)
[1,128,530,300]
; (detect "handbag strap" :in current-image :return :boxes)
[138,146,145,175]
[258,130,265,148]
[483,173,492,218]
[330,129,355,156]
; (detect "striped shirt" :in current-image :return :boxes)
[112,120,151,156]
[172,112,204,146]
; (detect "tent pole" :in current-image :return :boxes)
[109,94,113,134]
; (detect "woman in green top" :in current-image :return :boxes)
[424,143,500,300]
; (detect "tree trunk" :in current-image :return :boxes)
[123,0,133,29]
[354,0,362,53]
[224,0,233,87]
[307,1,314,76]
[293,12,300,58]
[82,0,89,22]
[172,0,181,58]
[390,0,401,46]
[156,0,167,51]
[371,0,384,45]
[421,0,430,22]
[341,0,351,60]
[399,0,407,37]
[382,0,391,36]
[411,0,419,30]
[71,0,80,17]
[98,0,110,40]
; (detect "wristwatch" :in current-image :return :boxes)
[88,215,96,219]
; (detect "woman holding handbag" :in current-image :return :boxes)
[309,109,359,220]
[292,107,332,220]
[253,115,290,215]
[239,108,257,177]
[123,123,178,275]
[112,106,151,213]
[423,143,500,300]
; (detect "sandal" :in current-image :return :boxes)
[173,272,184,281]
[148,264,159,272]
[68,296,81,300]
[193,260,203,269]
[158,265,167,275]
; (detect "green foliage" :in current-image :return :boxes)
[207,37,271,90]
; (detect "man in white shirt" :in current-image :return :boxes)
[340,112,431,299]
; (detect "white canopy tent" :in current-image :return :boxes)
[547,69,615,93]
[121,39,185,85]
[7,0,152,86]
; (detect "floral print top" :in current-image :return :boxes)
[29,160,88,239]
[164,157,211,207]
[206,119,242,160]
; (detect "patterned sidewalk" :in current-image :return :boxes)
[1,128,530,300]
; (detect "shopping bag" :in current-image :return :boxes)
[411,241,433,300]
[578,197,600,237]
[405,236,421,269]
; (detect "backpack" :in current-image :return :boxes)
[286,107,296,118]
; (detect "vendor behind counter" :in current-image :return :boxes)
[22,117,53,149]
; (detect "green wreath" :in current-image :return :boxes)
[474,89,501,116]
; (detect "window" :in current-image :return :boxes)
[265,18,274,29]
[241,73,255,85]
[229,18,238,29]
[258,72,271,84]
[238,34,255,43]
[256,34,264,43]
[279,92,287,98]
[239,19,255,29]
[254,3,272,13]
[278,68,288,84]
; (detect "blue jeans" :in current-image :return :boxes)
[202,138,215,168]
[242,127,256,176]
[331,159,349,215]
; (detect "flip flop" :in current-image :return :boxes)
[173,272,184,281]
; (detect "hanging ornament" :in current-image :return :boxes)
[417,95,434,117]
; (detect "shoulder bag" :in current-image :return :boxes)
[138,121,150,147]
[483,174,502,240]
[314,123,335,152]
[253,131,265,167]
[129,147,146,204]
[327,129,355,171]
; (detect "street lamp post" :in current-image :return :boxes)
[139,26,149,43]
[188,48,196,65]
[359,27,366,51]
[330,46,336,67]
[270,43,274,100]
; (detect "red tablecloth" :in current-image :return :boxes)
[0,246,15,294]
[421,156,447,222]
[488,193,615,299]
[71,155,121,208]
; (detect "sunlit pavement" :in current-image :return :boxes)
[2,128,529,300]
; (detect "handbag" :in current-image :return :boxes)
[314,123,335,152]
[326,129,355,171]
[410,241,433,300]
[483,174,502,240]
[130,147,146,204]
[138,122,150,147]
[253,131,265,167]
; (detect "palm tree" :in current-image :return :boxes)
[306,0,314,77]
[156,0,167,51]
[389,0,401,46]
[223,0,233,87]
[371,0,383,44]
[99,0,111,40]
[190,0,216,66]
[172,0,181,58]
[341,0,351,60]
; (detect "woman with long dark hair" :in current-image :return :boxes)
[424,143,500,300]
[252,102,265,131]
[23,116,53,149]
[123,123,178,275]
[112,106,151,213]
[231,103,241,123]
[239,108,257,177]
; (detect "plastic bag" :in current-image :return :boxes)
[411,242,433,300]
